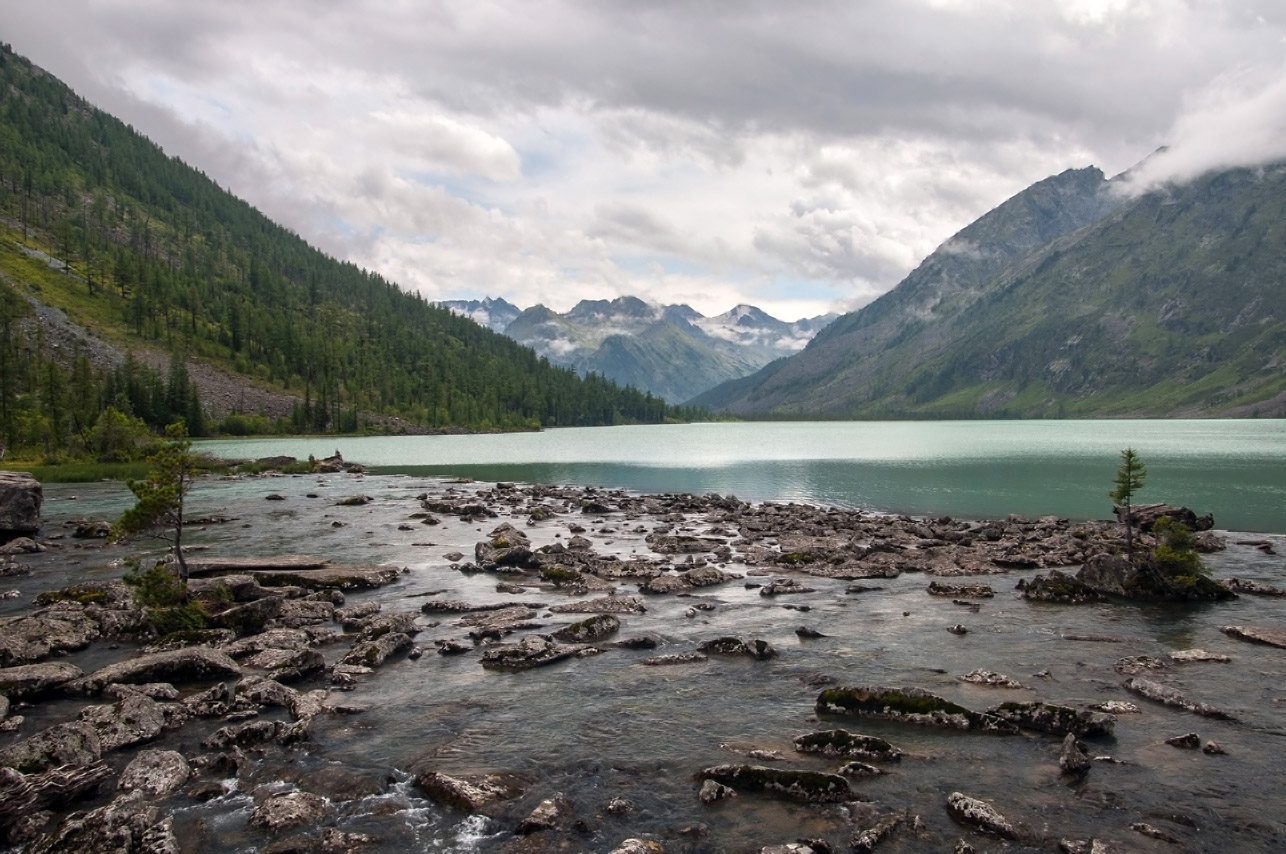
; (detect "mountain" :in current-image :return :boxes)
[438,297,522,333]
[693,161,1286,418]
[447,295,836,402]
[0,44,689,456]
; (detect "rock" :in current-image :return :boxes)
[72,647,241,694]
[816,686,1019,733]
[1165,732,1201,749]
[413,771,522,813]
[337,632,413,669]
[1122,677,1235,719]
[0,608,100,667]
[837,761,884,778]
[1169,648,1231,663]
[1017,570,1106,604]
[793,730,903,762]
[70,519,111,539]
[0,761,113,834]
[1059,734,1091,778]
[1223,577,1285,597]
[1074,555,1137,596]
[984,701,1115,737]
[927,581,994,598]
[1130,822,1180,844]
[353,610,421,641]
[946,624,968,635]
[207,595,285,635]
[850,810,910,853]
[694,765,853,803]
[250,789,330,831]
[640,573,691,594]
[24,789,177,852]
[959,669,1022,688]
[78,692,166,751]
[0,662,84,699]
[201,719,292,750]
[698,637,778,660]
[479,635,589,670]
[1114,654,1166,676]
[1117,503,1210,532]
[117,749,191,797]
[0,721,101,773]
[1220,625,1286,649]
[1202,741,1226,755]
[608,840,663,854]
[795,626,826,638]
[641,652,708,666]
[552,614,621,643]
[945,791,1018,839]
[682,565,738,587]
[236,675,300,709]
[0,471,42,538]
[516,796,573,834]
[549,596,646,615]
[759,578,815,597]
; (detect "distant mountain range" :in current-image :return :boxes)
[441,296,837,402]
[692,159,1286,418]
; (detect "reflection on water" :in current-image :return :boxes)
[198,420,1286,532]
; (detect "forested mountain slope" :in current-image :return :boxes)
[693,161,1286,418]
[0,44,687,458]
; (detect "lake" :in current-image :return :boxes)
[199,420,1286,533]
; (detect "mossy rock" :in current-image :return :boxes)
[779,552,816,566]
[793,729,903,761]
[1017,571,1106,604]
[34,585,111,607]
[541,566,581,586]
[694,764,854,803]
[815,685,1019,733]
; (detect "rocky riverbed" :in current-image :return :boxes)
[1,469,1284,853]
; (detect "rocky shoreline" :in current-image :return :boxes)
[0,471,1284,852]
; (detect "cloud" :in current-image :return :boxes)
[1115,62,1286,190]
[3,0,1285,321]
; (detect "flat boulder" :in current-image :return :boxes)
[549,596,645,615]
[0,608,100,667]
[815,685,1019,733]
[0,662,84,699]
[72,647,241,694]
[249,789,330,831]
[1220,625,1286,649]
[479,636,590,671]
[793,729,903,762]
[693,764,853,803]
[984,701,1114,737]
[552,614,621,643]
[1122,676,1235,720]
[0,721,101,773]
[78,692,167,751]
[117,748,191,797]
[414,771,523,813]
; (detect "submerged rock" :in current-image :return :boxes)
[815,686,1019,733]
[959,669,1023,688]
[850,810,911,853]
[479,635,589,670]
[694,764,853,803]
[641,652,708,666]
[928,581,994,598]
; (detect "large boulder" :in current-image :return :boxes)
[24,789,177,853]
[0,721,101,774]
[815,686,1019,733]
[117,749,191,797]
[693,765,852,803]
[414,771,523,814]
[0,663,84,699]
[0,471,41,540]
[72,648,241,694]
[78,692,167,751]
[1116,504,1212,532]
[1075,554,1137,596]
[0,609,100,667]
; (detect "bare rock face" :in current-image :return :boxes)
[0,471,42,539]
[117,749,192,797]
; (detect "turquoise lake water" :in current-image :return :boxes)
[198,420,1286,532]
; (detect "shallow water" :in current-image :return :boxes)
[6,469,1284,853]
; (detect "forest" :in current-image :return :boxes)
[0,43,691,462]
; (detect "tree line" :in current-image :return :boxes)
[0,43,696,460]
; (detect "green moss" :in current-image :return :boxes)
[541,566,580,586]
[779,552,816,565]
[34,586,109,606]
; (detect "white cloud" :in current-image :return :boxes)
[2,0,1285,321]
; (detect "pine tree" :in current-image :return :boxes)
[1108,448,1147,564]
[110,421,199,585]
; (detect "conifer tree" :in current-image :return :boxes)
[1109,448,1147,564]
[111,420,198,585]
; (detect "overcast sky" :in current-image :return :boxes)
[4,1,1285,321]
